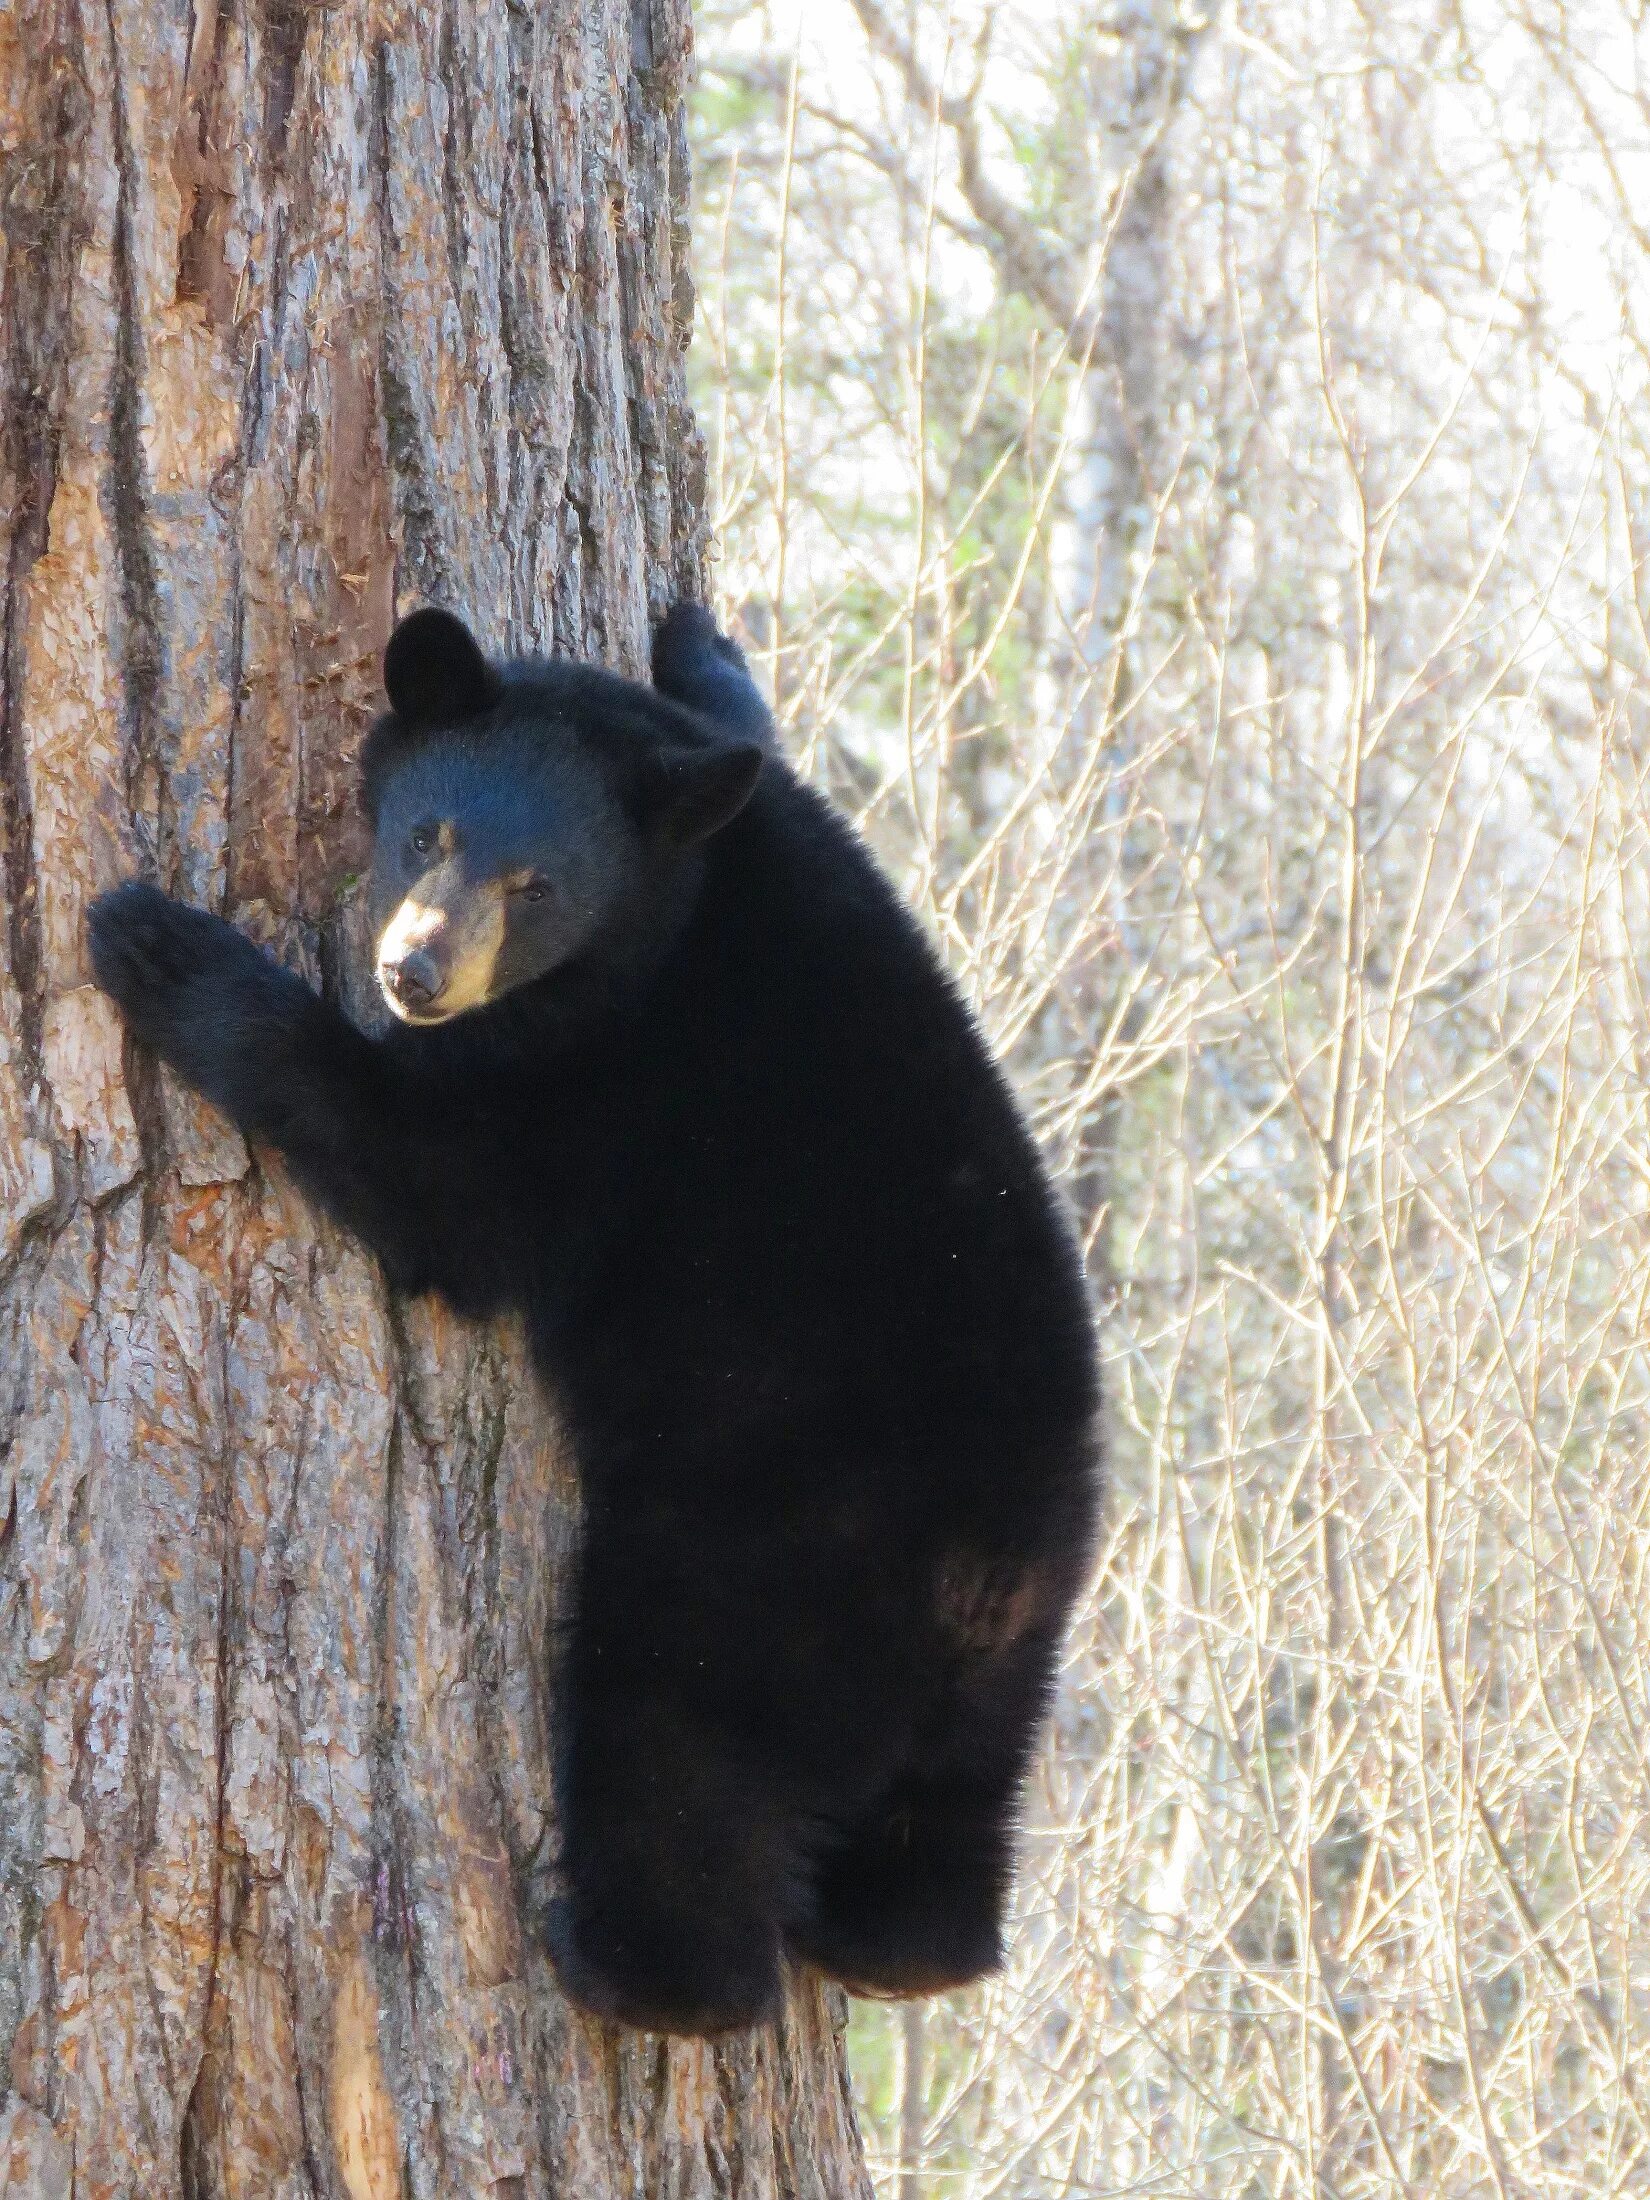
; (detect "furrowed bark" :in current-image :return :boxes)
[0,4,872,2194]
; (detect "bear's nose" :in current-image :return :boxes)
[382,949,444,1009]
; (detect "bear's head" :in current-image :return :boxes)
[361,608,764,1026]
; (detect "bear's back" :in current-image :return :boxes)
[553,757,1098,1534]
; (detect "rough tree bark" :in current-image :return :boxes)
[0,3,872,2194]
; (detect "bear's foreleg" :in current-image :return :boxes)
[89,881,444,1292]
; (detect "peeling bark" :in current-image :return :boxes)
[0,4,871,2194]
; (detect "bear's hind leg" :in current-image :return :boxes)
[790,1769,1017,1998]
[551,1679,794,2036]
[792,1590,1070,1999]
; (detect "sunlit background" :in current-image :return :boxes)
[687,4,1650,2193]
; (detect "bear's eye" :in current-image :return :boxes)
[519,879,550,905]
[409,827,434,857]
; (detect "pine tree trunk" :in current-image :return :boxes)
[0,4,872,2192]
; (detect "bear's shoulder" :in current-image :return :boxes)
[668,762,1033,1165]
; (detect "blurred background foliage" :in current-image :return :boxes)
[688,3,1650,2194]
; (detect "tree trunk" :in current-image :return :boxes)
[0,4,872,2194]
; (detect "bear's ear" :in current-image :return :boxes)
[383,607,501,728]
[639,738,765,849]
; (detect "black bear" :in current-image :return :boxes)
[89,604,1101,2035]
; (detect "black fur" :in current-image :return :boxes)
[88,601,1102,2035]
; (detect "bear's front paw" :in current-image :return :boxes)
[651,602,757,706]
[91,881,212,1003]
[88,881,266,1065]
[650,600,723,695]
